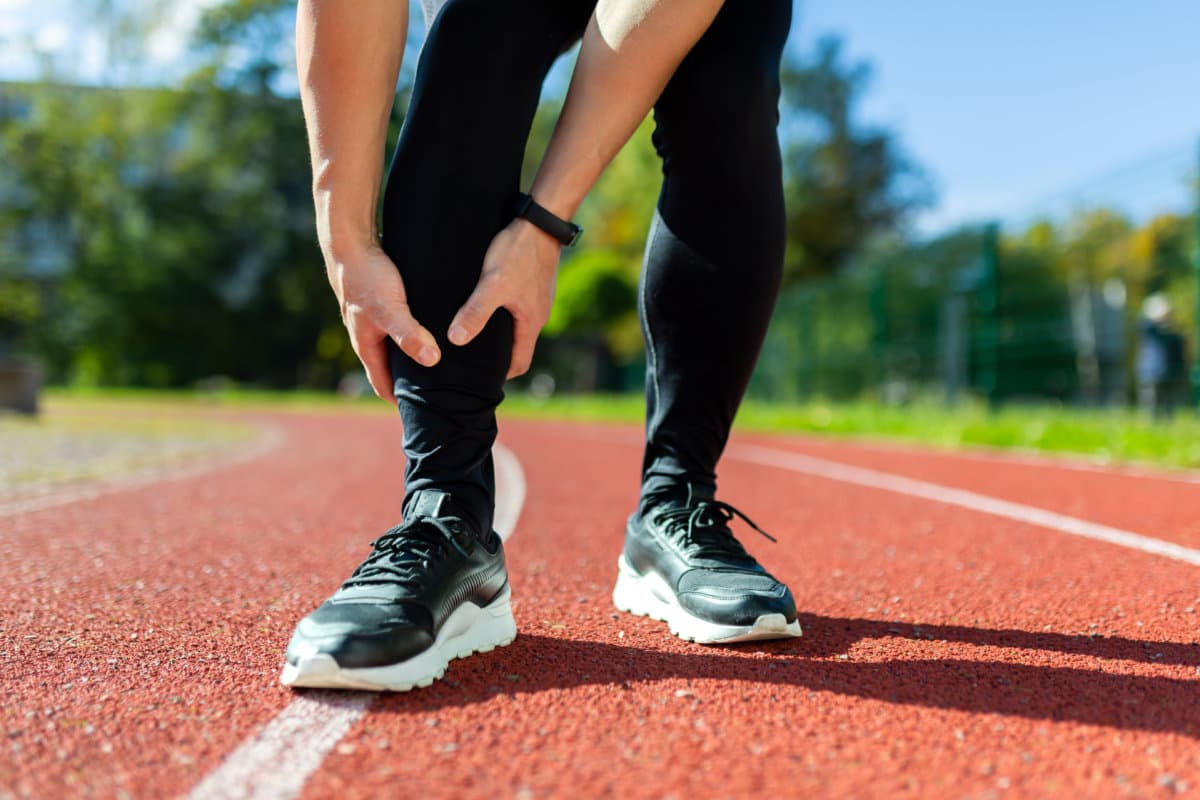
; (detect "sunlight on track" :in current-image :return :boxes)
[0,422,284,519]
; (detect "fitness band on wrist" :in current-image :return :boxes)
[514,192,583,247]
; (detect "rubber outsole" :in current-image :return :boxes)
[612,555,802,644]
[280,586,517,691]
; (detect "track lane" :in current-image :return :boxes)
[303,419,1200,799]
[741,431,1200,549]
[184,441,526,800]
[3,413,420,799]
[6,413,1199,799]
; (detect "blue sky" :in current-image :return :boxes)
[2,0,1198,234]
[795,1,1200,231]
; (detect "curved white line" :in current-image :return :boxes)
[185,441,527,800]
[492,442,526,541]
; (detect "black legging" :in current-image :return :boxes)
[382,0,792,535]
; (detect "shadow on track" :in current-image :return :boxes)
[337,622,1200,738]
[793,613,1200,666]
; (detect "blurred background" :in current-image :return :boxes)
[1,1,1198,438]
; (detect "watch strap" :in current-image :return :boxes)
[514,193,583,247]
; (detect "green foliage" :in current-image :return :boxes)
[573,117,660,261]
[0,9,935,390]
[755,203,1198,406]
[1061,208,1134,283]
[546,249,638,352]
[506,391,1200,470]
[0,78,342,386]
[537,118,658,364]
[521,41,931,358]
[780,38,934,284]
[0,0,386,388]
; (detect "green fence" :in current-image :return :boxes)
[751,138,1200,408]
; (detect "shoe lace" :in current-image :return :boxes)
[653,498,777,561]
[341,515,473,590]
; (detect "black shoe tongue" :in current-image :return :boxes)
[406,489,453,519]
[404,490,487,543]
[685,483,715,504]
[640,482,716,517]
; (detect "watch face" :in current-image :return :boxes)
[567,226,583,247]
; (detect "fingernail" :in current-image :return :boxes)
[448,324,467,345]
[419,346,439,366]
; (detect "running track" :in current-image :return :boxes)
[3,411,1199,798]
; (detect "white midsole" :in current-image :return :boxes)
[280,585,517,691]
[612,555,801,644]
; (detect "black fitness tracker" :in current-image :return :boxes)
[514,192,583,247]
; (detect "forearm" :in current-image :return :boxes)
[530,0,724,219]
[296,0,407,261]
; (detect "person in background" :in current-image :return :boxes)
[282,0,798,692]
[1136,294,1188,420]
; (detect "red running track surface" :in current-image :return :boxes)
[3,412,1198,799]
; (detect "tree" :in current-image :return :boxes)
[780,38,933,283]
[1129,213,1191,293]
[2,6,936,391]
[0,0,419,387]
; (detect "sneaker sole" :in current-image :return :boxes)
[279,586,517,691]
[612,555,802,644]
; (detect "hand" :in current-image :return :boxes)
[325,244,441,401]
[448,219,563,379]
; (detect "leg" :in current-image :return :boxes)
[612,1,801,645]
[381,0,591,535]
[283,0,593,693]
[638,0,794,501]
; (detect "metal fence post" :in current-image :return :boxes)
[1192,136,1200,407]
[799,289,816,401]
[869,268,888,397]
[978,223,1001,409]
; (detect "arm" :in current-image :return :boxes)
[448,0,725,378]
[297,0,441,402]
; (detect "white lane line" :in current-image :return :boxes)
[729,443,1200,567]
[184,692,373,800]
[185,442,527,800]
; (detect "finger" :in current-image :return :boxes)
[448,277,502,347]
[372,300,441,368]
[356,337,396,403]
[506,318,538,380]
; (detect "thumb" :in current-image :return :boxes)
[448,277,501,347]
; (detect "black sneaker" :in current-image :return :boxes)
[613,484,801,643]
[281,489,515,691]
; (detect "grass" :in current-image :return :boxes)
[39,386,1200,472]
[504,394,1200,470]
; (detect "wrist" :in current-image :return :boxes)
[511,217,564,249]
[312,185,380,260]
[525,186,584,222]
[514,193,583,247]
[320,234,380,267]
[315,215,379,261]
[529,154,596,221]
